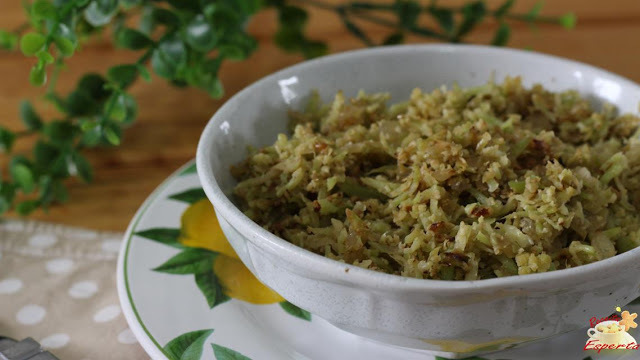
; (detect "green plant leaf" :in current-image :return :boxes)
[152,7,180,27]
[301,41,327,59]
[194,73,224,98]
[52,180,69,203]
[153,248,216,274]
[279,6,307,29]
[491,22,510,46]
[382,32,404,45]
[0,126,16,152]
[559,13,576,29]
[11,163,35,193]
[108,95,126,121]
[211,344,252,360]
[103,123,122,145]
[107,64,138,88]
[66,90,98,116]
[77,73,111,101]
[279,301,311,321]
[84,0,117,26]
[186,15,217,52]
[393,0,421,29]
[135,228,183,248]
[166,0,199,11]
[121,0,142,8]
[0,30,18,50]
[96,0,118,13]
[16,199,40,216]
[20,32,46,56]
[494,0,515,18]
[195,270,230,308]
[217,44,244,61]
[29,63,47,86]
[151,34,187,79]
[19,101,43,131]
[0,182,17,214]
[33,141,60,170]
[169,188,207,204]
[526,1,544,21]
[53,23,77,56]
[36,49,55,64]
[428,7,454,34]
[163,329,213,360]
[67,74,110,116]
[455,1,486,40]
[53,35,75,56]
[136,64,151,81]
[342,17,373,46]
[31,0,57,19]
[115,28,153,50]
[105,93,137,124]
[71,152,93,182]
[80,124,102,146]
[43,121,77,145]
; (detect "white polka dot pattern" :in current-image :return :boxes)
[68,281,98,299]
[0,278,23,294]
[101,239,122,253]
[46,258,74,274]
[93,305,121,323]
[16,304,46,325]
[1,219,151,358]
[28,234,58,248]
[117,329,138,344]
[40,333,70,349]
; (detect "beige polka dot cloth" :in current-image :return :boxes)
[0,219,149,359]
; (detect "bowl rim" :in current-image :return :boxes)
[197,43,640,293]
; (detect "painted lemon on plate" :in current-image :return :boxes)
[134,185,312,320]
[179,199,284,304]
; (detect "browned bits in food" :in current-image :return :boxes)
[429,221,446,232]
[232,77,640,280]
[314,142,328,152]
[471,207,490,217]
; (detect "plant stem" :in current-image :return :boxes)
[12,22,30,35]
[46,57,64,96]
[290,0,448,42]
[15,130,34,137]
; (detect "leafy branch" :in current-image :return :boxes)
[0,0,575,216]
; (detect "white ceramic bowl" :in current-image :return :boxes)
[196,44,640,358]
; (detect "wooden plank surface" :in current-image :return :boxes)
[1,1,640,231]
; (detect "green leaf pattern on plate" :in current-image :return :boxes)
[195,268,230,308]
[279,301,312,321]
[135,228,183,248]
[179,163,198,176]
[153,248,216,275]
[211,343,252,360]
[169,188,207,204]
[136,184,313,324]
[164,329,213,360]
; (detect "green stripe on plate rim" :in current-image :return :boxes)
[124,160,196,359]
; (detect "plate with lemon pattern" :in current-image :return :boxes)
[117,161,637,360]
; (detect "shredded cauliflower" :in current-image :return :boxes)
[232,77,640,280]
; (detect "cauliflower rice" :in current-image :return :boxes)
[231,77,640,280]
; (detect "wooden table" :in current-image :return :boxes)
[1,0,640,231]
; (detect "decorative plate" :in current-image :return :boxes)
[117,161,638,360]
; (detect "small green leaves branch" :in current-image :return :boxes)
[0,0,575,216]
